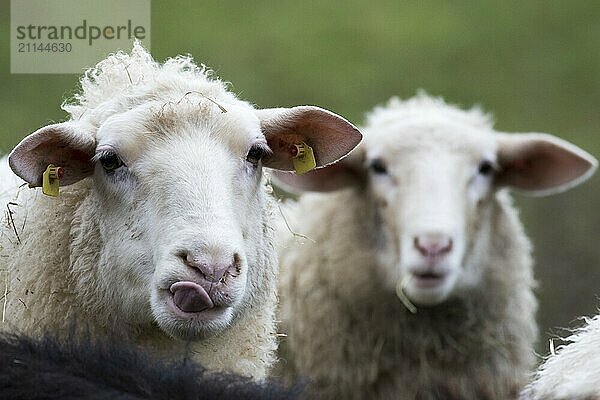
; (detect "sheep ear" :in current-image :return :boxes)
[256,106,362,172]
[496,133,598,196]
[269,147,366,193]
[9,122,96,187]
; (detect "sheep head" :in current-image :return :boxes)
[273,94,597,307]
[7,46,361,340]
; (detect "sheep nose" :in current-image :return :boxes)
[180,252,240,283]
[413,234,453,258]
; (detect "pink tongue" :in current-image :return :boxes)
[170,282,214,313]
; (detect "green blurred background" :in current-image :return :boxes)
[0,1,598,356]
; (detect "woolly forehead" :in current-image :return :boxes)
[362,117,497,162]
[95,101,264,164]
[63,42,237,124]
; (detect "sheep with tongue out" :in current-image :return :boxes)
[0,43,361,379]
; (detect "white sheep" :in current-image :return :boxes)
[520,313,600,400]
[0,43,361,379]
[273,93,597,399]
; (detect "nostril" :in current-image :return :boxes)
[209,265,229,283]
[232,253,242,275]
[413,235,453,257]
[177,251,189,264]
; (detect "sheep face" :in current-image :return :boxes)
[361,120,595,306]
[94,103,272,338]
[274,96,596,307]
[360,121,498,305]
[9,99,361,340]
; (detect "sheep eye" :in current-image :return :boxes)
[246,145,266,166]
[100,152,123,172]
[478,160,495,176]
[370,158,388,175]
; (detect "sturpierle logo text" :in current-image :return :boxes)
[11,0,151,74]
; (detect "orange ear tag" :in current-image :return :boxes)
[291,142,316,175]
[42,164,64,197]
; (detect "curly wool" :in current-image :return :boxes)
[520,314,600,400]
[62,41,237,126]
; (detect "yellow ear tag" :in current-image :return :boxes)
[291,142,316,175]
[42,164,63,197]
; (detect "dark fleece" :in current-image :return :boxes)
[0,332,300,400]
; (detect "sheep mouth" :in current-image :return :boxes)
[410,271,447,288]
[164,281,232,318]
